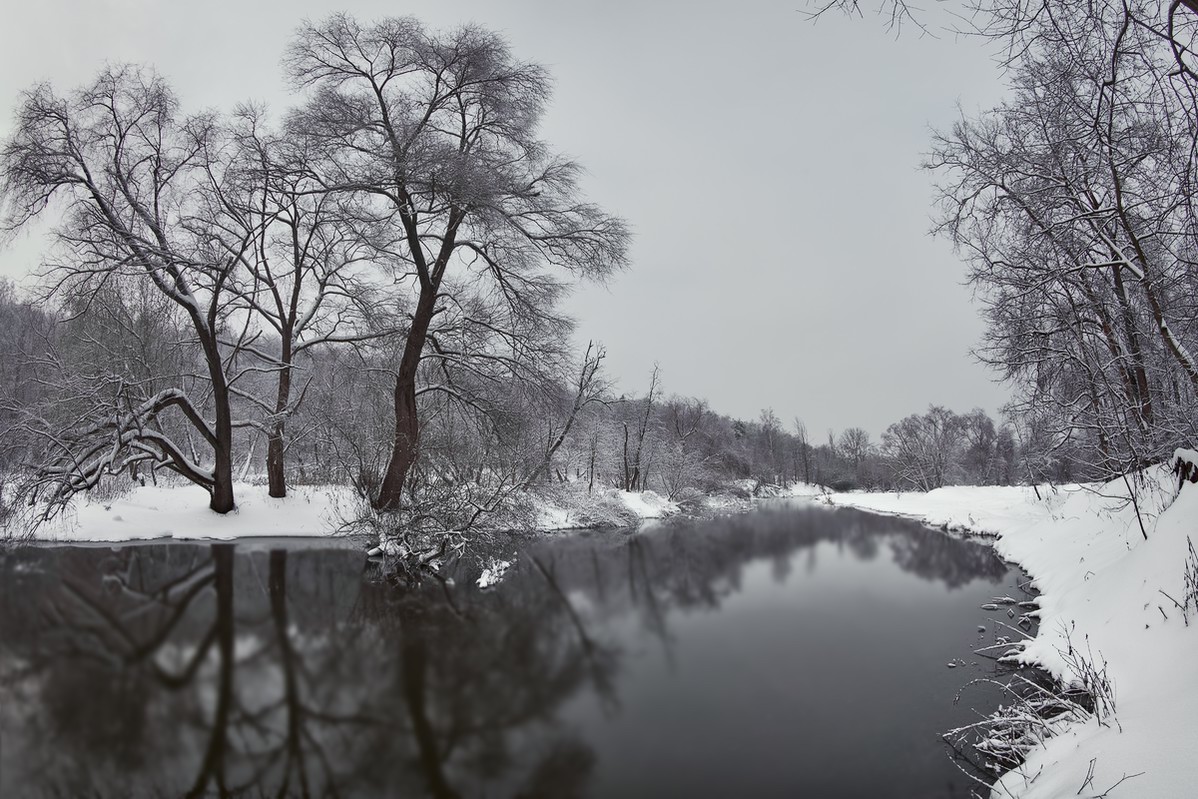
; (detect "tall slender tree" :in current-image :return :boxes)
[210,108,396,498]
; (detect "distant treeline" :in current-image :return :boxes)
[1,280,1092,525]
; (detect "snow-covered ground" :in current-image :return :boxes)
[816,463,1198,799]
[8,478,833,543]
[532,487,679,531]
[13,482,363,541]
[784,481,829,500]
[8,482,689,542]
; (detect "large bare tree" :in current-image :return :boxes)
[1,68,255,514]
[283,14,629,512]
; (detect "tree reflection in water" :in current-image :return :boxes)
[0,506,1015,798]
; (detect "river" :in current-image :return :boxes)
[0,503,1033,798]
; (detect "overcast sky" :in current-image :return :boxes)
[0,0,1011,439]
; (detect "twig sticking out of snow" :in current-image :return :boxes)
[1158,536,1198,626]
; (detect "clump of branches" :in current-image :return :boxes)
[945,671,1087,784]
[1159,536,1198,625]
[1057,634,1119,727]
[13,378,219,521]
[945,631,1118,789]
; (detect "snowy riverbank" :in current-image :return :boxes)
[9,482,364,541]
[6,480,829,542]
[818,462,1198,799]
[8,469,1193,796]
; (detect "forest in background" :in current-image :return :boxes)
[0,274,1077,518]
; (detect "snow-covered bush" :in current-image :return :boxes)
[536,483,641,529]
[668,485,709,511]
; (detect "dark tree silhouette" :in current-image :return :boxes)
[283,15,629,512]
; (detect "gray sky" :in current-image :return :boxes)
[0,0,1010,439]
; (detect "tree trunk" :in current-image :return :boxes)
[266,432,286,498]
[1108,190,1198,393]
[211,418,235,513]
[1111,265,1153,425]
[267,343,293,499]
[588,437,597,494]
[204,334,236,514]
[375,287,437,512]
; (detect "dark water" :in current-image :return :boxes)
[0,505,1032,798]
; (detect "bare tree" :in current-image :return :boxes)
[838,426,871,483]
[808,0,1198,76]
[283,15,629,512]
[758,408,785,485]
[526,341,609,486]
[209,108,397,497]
[882,406,964,491]
[959,408,999,484]
[1,68,258,514]
[793,417,812,484]
[655,396,712,499]
[622,364,660,492]
[928,11,1198,474]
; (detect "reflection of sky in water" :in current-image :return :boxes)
[0,507,1028,798]
[556,531,1022,798]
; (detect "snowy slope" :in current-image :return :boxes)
[819,468,1198,799]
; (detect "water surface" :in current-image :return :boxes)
[0,505,1031,798]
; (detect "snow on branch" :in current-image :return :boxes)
[18,386,219,519]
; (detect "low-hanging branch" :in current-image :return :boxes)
[20,385,222,518]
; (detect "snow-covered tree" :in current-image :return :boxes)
[929,8,1198,475]
[204,107,398,498]
[1,68,253,514]
[283,15,629,512]
[882,406,965,491]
